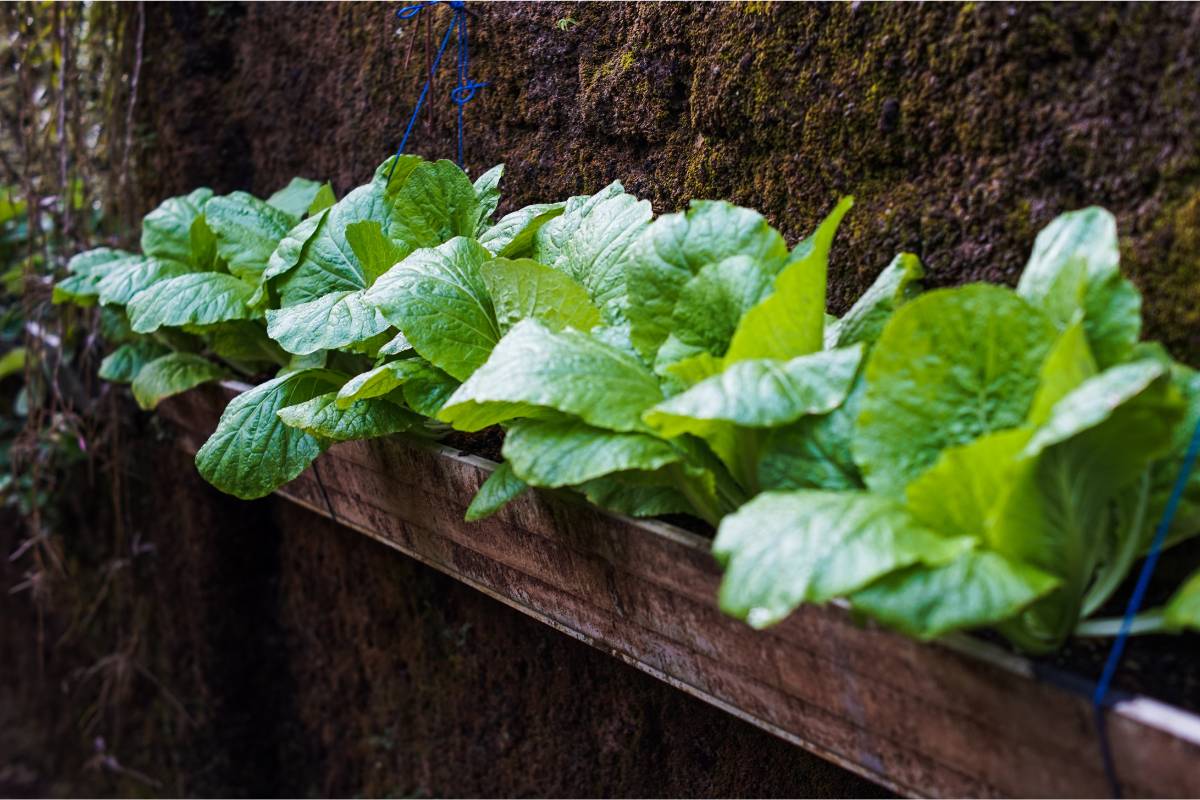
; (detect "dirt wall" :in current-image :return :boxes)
[0,430,886,796]
[139,1,1200,360]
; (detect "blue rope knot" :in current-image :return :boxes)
[451,80,488,106]
[388,0,486,177]
[395,2,435,20]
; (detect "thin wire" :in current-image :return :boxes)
[386,9,459,184]
[1091,416,1200,797]
[388,1,486,177]
[309,457,339,526]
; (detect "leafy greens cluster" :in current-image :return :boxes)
[713,209,1200,652]
[59,157,1200,653]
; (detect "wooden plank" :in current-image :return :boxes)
[159,384,1200,798]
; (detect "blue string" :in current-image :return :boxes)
[387,1,486,181]
[1090,416,1200,797]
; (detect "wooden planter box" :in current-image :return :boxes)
[160,383,1200,798]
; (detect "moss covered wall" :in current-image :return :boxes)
[139,1,1200,360]
[71,1,1200,794]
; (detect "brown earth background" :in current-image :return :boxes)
[5,1,1200,796]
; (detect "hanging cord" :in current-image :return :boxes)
[387,1,487,183]
[1091,416,1200,797]
[309,457,339,526]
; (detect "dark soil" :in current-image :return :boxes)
[1040,537,1200,712]
[441,424,506,464]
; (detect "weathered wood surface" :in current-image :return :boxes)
[160,383,1200,799]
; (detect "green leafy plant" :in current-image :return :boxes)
[52,176,332,409]
[712,208,1200,651]
[57,158,1200,653]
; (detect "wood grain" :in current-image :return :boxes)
[159,383,1200,798]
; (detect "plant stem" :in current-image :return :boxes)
[1075,610,1167,638]
[669,464,722,527]
[1082,473,1150,617]
[733,426,761,496]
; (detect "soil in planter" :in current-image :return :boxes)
[1039,536,1200,713]
[441,425,507,464]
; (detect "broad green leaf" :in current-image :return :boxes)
[827,253,924,348]
[438,319,663,433]
[465,461,529,521]
[480,257,602,334]
[991,362,1182,645]
[531,183,624,265]
[190,215,220,270]
[851,551,1059,639]
[98,339,171,383]
[758,379,864,492]
[1017,207,1119,324]
[399,360,460,417]
[579,475,694,518]
[853,285,1056,495]
[626,200,788,360]
[378,330,414,357]
[345,219,409,284]
[1148,370,1200,549]
[97,257,196,307]
[195,369,342,499]
[1023,361,1180,474]
[308,183,337,215]
[905,428,1034,542]
[1082,273,1142,368]
[336,359,429,408]
[281,351,327,374]
[141,188,213,263]
[472,163,504,233]
[479,203,565,257]
[68,247,136,276]
[130,353,227,410]
[264,216,406,355]
[387,158,480,249]
[725,197,853,362]
[1165,569,1200,631]
[128,272,257,333]
[503,418,682,488]
[1027,319,1098,425]
[261,211,326,286]
[644,345,863,436]
[53,267,127,305]
[266,289,390,355]
[1016,208,1140,367]
[364,237,499,380]
[57,249,140,304]
[713,490,971,627]
[0,347,25,381]
[198,320,289,368]
[266,177,324,219]
[660,350,724,391]
[533,181,652,322]
[204,191,299,284]
[52,275,98,306]
[274,156,476,306]
[668,256,773,358]
[277,392,420,442]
